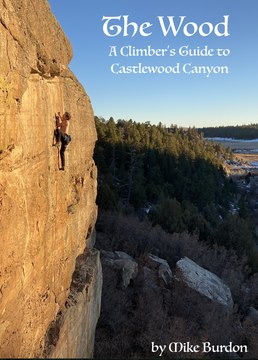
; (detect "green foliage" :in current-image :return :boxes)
[94,116,236,234]
[200,123,258,140]
[238,196,249,219]
[150,198,185,233]
[96,182,119,211]
[94,117,258,267]
[214,214,256,258]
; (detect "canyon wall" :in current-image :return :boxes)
[0,0,101,357]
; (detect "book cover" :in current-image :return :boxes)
[48,1,258,357]
[0,0,258,358]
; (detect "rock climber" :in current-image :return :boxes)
[54,111,72,171]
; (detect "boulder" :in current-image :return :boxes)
[142,266,160,292]
[115,251,134,260]
[247,307,258,325]
[145,254,173,287]
[101,251,138,288]
[176,257,233,309]
[100,250,117,260]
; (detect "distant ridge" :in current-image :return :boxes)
[199,124,258,140]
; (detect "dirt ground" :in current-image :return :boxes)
[207,139,258,164]
[235,153,258,164]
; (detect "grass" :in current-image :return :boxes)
[235,153,258,164]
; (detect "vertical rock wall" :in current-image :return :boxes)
[0,0,101,357]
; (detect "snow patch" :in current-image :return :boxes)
[206,137,258,143]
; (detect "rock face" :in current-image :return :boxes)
[45,249,102,358]
[176,257,233,309]
[0,0,101,358]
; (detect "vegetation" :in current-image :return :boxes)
[199,123,258,140]
[95,211,258,359]
[94,118,258,359]
[94,117,257,264]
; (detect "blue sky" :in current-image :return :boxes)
[48,0,258,127]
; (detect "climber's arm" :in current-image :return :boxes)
[56,112,62,128]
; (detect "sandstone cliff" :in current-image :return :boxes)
[0,0,101,357]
